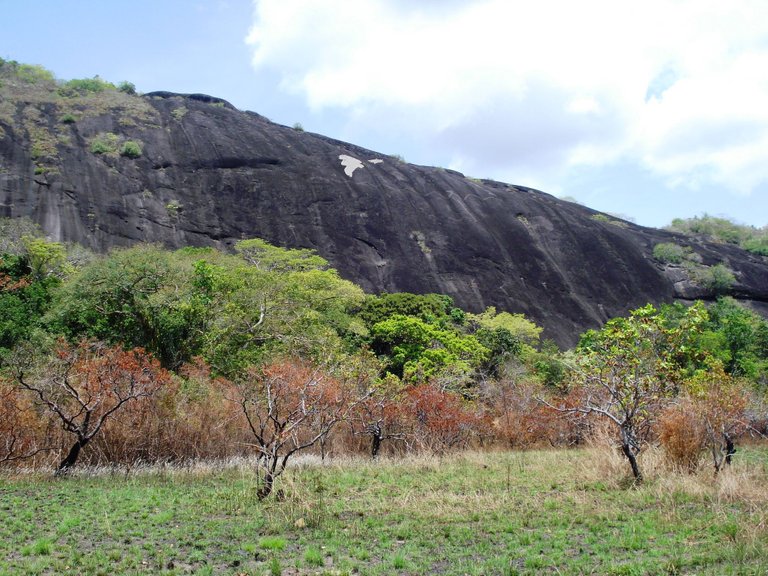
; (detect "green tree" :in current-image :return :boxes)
[201,244,365,376]
[117,81,136,95]
[0,254,59,356]
[551,303,709,480]
[0,217,43,255]
[370,314,488,384]
[466,307,542,346]
[357,292,457,329]
[21,236,71,280]
[706,297,768,383]
[465,307,545,380]
[235,238,328,272]
[47,245,207,369]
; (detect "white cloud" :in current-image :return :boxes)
[246,0,768,197]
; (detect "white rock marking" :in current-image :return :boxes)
[369,158,383,164]
[339,154,364,177]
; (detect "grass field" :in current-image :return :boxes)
[1,446,766,575]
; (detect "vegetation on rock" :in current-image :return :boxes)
[667,214,768,256]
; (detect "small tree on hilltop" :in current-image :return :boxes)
[10,340,171,474]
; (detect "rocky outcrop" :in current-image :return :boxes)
[1,85,766,346]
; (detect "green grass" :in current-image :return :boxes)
[304,546,324,567]
[259,536,287,551]
[0,448,766,575]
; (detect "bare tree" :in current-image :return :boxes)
[350,377,407,458]
[235,360,363,498]
[550,357,667,480]
[10,340,170,474]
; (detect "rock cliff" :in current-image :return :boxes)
[1,68,766,345]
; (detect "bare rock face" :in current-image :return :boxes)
[1,87,767,346]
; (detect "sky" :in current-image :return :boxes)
[2,0,767,229]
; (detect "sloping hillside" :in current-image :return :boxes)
[1,61,766,344]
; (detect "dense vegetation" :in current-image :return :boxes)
[0,61,766,484]
[0,218,765,489]
[666,214,768,256]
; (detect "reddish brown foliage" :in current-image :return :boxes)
[690,367,751,472]
[236,359,358,497]
[658,366,753,473]
[0,271,29,292]
[0,380,51,466]
[487,380,567,449]
[658,399,706,471]
[403,384,485,453]
[13,340,172,472]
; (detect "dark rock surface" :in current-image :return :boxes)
[1,87,767,346]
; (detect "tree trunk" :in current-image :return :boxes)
[724,433,735,466]
[620,442,642,481]
[257,470,274,500]
[320,434,328,462]
[370,424,382,459]
[56,437,87,475]
[712,443,723,474]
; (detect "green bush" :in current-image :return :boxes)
[117,81,136,95]
[591,213,627,227]
[171,106,188,121]
[59,76,115,97]
[652,242,688,264]
[742,237,768,256]
[667,214,768,256]
[16,63,55,84]
[165,200,182,216]
[90,140,112,155]
[668,215,747,244]
[60,113,76,124]
[694,263,736,293]
[89,133,120,155]
[120,140,142,158]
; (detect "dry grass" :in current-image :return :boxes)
[579,426,768,512]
